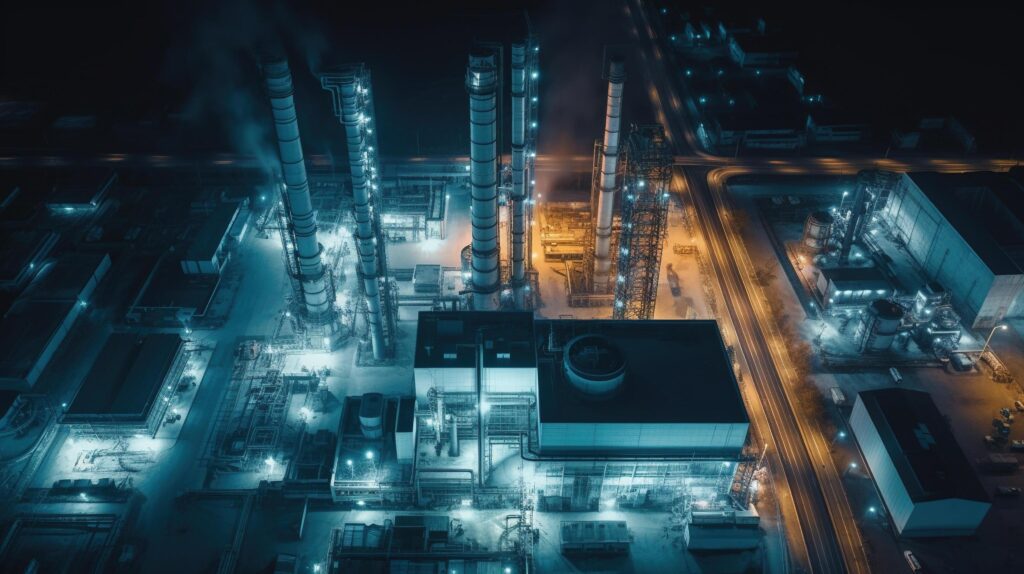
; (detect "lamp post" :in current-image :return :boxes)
[838,190,850,213]
[981,323,1008,356]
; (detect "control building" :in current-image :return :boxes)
[850,388,990,537]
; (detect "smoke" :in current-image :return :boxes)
[160,0,329,175]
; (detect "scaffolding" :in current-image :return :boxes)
[612,125,672,320]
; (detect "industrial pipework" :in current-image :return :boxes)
[466,52,501,310]
[321,70,387,359]
[510,44,527,308]
[592,58,626,292]
[263,58,330,319]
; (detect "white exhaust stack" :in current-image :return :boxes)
[263,58,330,318]
[592,58,625,293]
[510,44,527,309]
[322,72,386,359]
[466,52,501,311]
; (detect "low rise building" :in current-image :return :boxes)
[850,388,990,537]
[815,266,894,309]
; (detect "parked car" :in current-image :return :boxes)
[1010,440,1024,451]
[995,486,1021,497]
[904,550,922,573]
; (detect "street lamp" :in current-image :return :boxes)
[981,323,1008,356]
[838,190,850,213]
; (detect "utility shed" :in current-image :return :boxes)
[816,266,893,308]
[62,333,185,437]
[180,202,243,275]
[23,253,110,304]
[535,320,749,455]
[685,506,761,550]
[883,172,1024,328]
[413,311,536,399]
[851,388,990,537]
[46,168,116,212]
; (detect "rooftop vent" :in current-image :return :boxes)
[562,335,626,399]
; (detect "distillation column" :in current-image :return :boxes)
[510,44,527,309]
[592,58,625,293]
[263,58,330,318]
[335,75,386,358]
[466,52,501,310]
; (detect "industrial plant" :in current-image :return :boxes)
[2,1,1024,573]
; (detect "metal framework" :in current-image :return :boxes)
[321,65,398,358]
[612,125,672,320]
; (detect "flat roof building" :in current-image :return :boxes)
[851,388,990,537]
[882,172,1024,327]
[181,201,247,275]
[536,319,749,455]
[0,229,59,290]
[815,266,893,309]
[127,255,220,327]
[46,168,116,212]
[62,333,186,437]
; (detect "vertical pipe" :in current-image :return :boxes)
[839,176,868,265]
[263,59,330,318]
[449,413,460,457]
[592,58,626,292]
[335,74,386,358]
[466,52,501,311]
[510,44,527,309]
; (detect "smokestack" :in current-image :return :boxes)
[592,58,625,293]
[321,71,386,359]
[510,44,527,309]
[449,414,460,457]
[466,52,501,311]
[263,58,330,318]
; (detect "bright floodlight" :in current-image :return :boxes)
[365,450,374,460]
[868,506,877,513]
[357,500,366,507]
[265,457,275,467]
[346,459,353,466]
[850,462,858,468]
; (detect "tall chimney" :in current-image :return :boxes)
[510,44,527,309]
[321,72,386,359]
[592,58,625,293]
[466,52,501,310]
[263,59,330,318]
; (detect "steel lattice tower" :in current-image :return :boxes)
[612,124,672,320]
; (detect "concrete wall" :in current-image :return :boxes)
[538,421,748,454]
[902,498,990,537]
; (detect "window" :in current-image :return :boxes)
[497,352,511,360]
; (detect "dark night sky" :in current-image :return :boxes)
[2,0,1022,156]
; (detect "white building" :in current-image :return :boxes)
[850,388,990,537]
[882,172,1024,328]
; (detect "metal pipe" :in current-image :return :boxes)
[592,58,625,292]
[263,59,330,318]
[839,175,869,265]
[510,44,527,308]
[466,52,501,310]
[325,72,386,358]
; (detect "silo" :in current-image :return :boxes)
[563,334,626,399]
[857,299,904,353]
[802,210,834,252]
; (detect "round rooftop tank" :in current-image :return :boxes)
[359,392,384,439]
[562,335,626,399]
[857,299,904,353]
[802,210,834,252]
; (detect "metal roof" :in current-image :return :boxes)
[857,388,988,503]
[414,311,536,369]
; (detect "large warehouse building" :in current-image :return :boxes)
[850,388,990,537]
[881,171,1024,328]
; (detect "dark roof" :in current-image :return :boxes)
[537,320,748,425]
[0,390,20,419]
[820,266,890,290]
[857,388,988,503]
[185,202,240,261]
[907,172,1024,276]
[0,229,57,283]
[135,257,219,312]
[414,311,535,369]
[65,333,182,419]
[397,397,415,432]
[47,168,116,208]
[23,253,108,302]
[0,300,75,382]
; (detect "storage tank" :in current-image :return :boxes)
[359,392,384,438]
[802,211,834,252]
[563,335,626,398]
[857,299,904,353]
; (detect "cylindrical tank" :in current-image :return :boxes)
[857,299,904,353]
[802,210,834,252]
[563,335,626,398]
[359,392,384,438]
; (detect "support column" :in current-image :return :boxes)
[593,59,625,293]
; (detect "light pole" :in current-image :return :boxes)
[981,323,1008,356]
[838,190,850,213]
